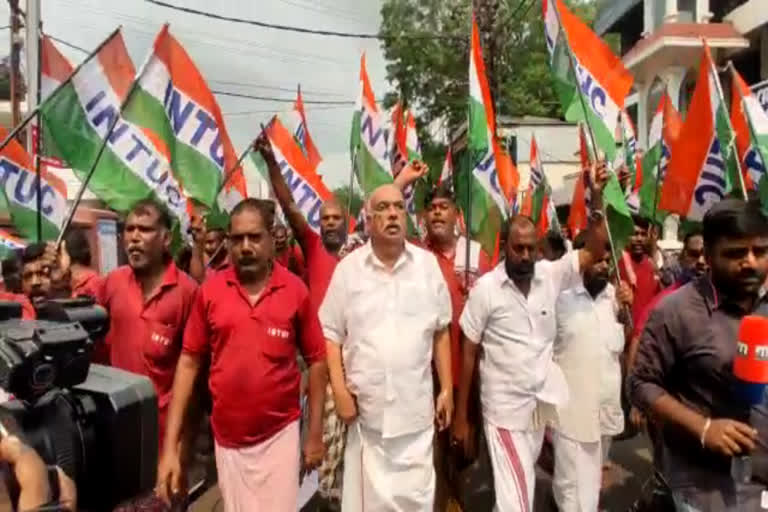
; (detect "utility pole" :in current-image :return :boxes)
[26,0,41,154]
[9,0,23,131]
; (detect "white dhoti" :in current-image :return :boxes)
[341,423,435,511]
[552,430,603,512]
[485,422,545,512]
[214,421,300,512]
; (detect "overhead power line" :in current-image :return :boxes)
[145,0,462,40]
[44,33,90,54]
[211,89,355,104]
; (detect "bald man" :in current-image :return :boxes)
[320,184,453,510]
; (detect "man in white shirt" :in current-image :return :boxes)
[320,184,453,511]
[451,162,610,512]
[552,238,632,512]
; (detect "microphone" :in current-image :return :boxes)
[733,315,768,406]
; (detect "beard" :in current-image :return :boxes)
[584,275,609,298]
[505,258,535,282]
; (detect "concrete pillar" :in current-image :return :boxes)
[696,0,712,23]
[664,0,678,22]
[644,1,653,35]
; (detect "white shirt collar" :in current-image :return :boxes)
[361,240,415,272]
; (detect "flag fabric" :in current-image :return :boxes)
[265,118,332,234]
[496,149,519,207]
[122,25,243,210]
[0,228,26,258]
[731,68,768,192]
[39,29,191,244]
[567,125,590,237]
[619,111,642,214]
[543,0,633,161]
[528,136,550,226]
[388,106,420,234]
[0,126,67,240]
[36,36,73,168]
[639,93,682,221]
[293,85,322,172]
[660,44,736,222]
[349,53,393,195]
[438,148,453,186]
[457,14,508,259]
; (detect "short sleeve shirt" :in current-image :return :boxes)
[297,225,339,311]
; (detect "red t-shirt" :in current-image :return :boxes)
[183,263,326,448]
[72,268,103,298]
[425,238,492,387]
[275,244,306,278]
[631,281,682,340]
[0,291,35,319]
[619,253,661,329]
[297,224,338,311]
[96,263,198,445]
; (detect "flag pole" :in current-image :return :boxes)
[215,143,254,197]
[464,142,473,291]
[56,30,147,247]
[0,27,122,158]
[705,41,748,200]
[34,26,43,242]
[729,62,768,191]
[651,92,667,223]
[346,147,358,219]
[552,2,622,271]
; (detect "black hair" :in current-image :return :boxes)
[682,228,703,249]
[64,229,92,267]
[544,231,567,258]
[1,255,19,276]
[129,199,172,230]
[229,198,276,231]
[424,182,455,208]
[21,242,47,265]
[703,198,768,250]
[573,231,587,250]
[631,214,651,231]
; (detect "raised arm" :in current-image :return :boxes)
[254,134,310,244]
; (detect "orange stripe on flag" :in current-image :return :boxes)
[41,36,73,81]
[659,46,714,216]
[496,149,519,203]
[267,118,332,201]
[360,53,378,113]
[557,0,633,107]
[0,126,67,198]
[731,68,755,189]
[471,14,496,137]
[97,32,135,101]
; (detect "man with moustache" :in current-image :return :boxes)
[630,199,768,510]
[451,161,610,512]
[158,199,327,510]
[20,243,54,306]
[274,222,305,278]
[320,184,453,510]
[618,215,661,327]
[551,238,633,511]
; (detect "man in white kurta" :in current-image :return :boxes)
[552,244,631,512]
[320,184,453,511]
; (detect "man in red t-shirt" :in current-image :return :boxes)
[274,223,305,278]
[618,215,661,328]
[63,228,102,298]
[157,199,327,510]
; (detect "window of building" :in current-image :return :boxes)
[652,0,667,30]
[677,0,696,22]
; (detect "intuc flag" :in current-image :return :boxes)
[660,44,735,222]
[457,14,507,260]
[349,53,393,194]
[730,68,768,191]
[40,29,191,246]
[438,148,453,186]
[0,126,67,240]
[36,36,74,168]
[640,92,682,221]
[0,228,25,259]
[293,85,322,173]
[544,0,633,161]
[567,125,590,237]
[619,111,642,213]
[265,117,331,234]
[122,25,243,209]
[528,135,551,230]
[389,105,420,235]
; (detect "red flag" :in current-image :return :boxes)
[568,125,590,237]
[293,85,323,173]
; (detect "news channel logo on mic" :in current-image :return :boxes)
[734,316,768,405]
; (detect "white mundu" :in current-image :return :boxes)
[460,252,581,512]
[320,241,451,511]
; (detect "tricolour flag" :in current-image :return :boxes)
[266,118,331,234]
[457,14,508,260]
[35,36,74,168]
[639,92,682,221]
[438,148,453,186]
[350,53,393,195]
[528,135,550,227]
[730,67,768,192]
[0,126,67,240]
[660,44,737,222]
[567,124,591,237]
[619,111,642,214]
[40,29,191,244]
[0,228,25,258]
[293,85,322,173]
[122,25,242,210]
[544,0,633,161]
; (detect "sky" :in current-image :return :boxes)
[0,0,390,190]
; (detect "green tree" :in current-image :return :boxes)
[379,0,598,136]
[333,185,364,219]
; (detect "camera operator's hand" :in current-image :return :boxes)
[1,434,76,511]
[156,448,186,506]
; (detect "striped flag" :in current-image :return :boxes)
[619,111,642,213]
[122,25,244,210]
[730,67,768,191]
[457,14,507,260]
[544,0,633,161]
[0,126,67,240]
[0,228,26,258]
[39,29,191,246]
[639,92,682,221]
[567,124,590,238]
[660,44,738,222]
[528,136,551,230]
[36,36,73,169]
[350,53,393,195]
[293,85,322,173]
[265,118,331,234]
[438,148,453,186]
